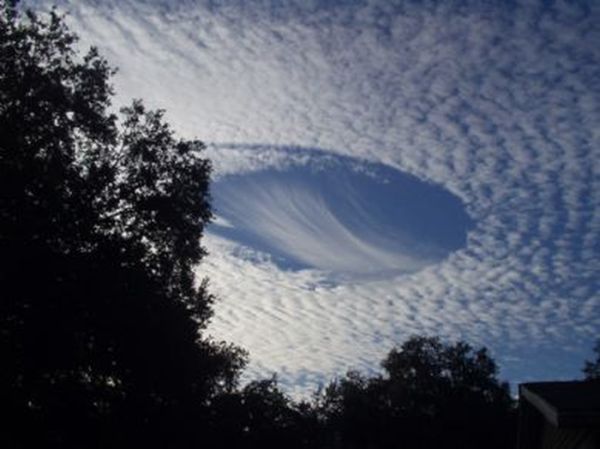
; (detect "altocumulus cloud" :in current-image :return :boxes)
[24,0,600,396]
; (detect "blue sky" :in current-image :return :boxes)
[27,0,600,396]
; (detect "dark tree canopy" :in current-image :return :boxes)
[209,376,323,449]
[315,336,516,449]
[0,2,245,447]
[583,339,600,381]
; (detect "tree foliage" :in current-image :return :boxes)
[210,376,323,449]
[0,3,245,447]
[583,339,600,381]
[315,336,516,449]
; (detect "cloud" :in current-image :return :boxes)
[26,0,600,395]
[207,145,473,278]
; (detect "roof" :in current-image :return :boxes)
[520,381,600,428]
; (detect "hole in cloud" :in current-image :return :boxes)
[208,146,474,279]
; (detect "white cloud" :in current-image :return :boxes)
[26,0,600,396]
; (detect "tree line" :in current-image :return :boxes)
[1,2,597,448]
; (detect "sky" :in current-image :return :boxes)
[27,0,600,397]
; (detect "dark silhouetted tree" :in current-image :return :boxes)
[209,376,324,449]
[583,339,600,381]
[316,336,516,449]
[0,2,245,447]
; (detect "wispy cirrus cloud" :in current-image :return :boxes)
[208,145,473,277]
[26,0,600,396]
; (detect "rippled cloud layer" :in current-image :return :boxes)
[26,0,600,396]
